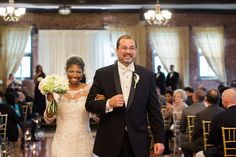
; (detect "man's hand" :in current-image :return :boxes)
[153,143,165,155]
[108,94,124,108]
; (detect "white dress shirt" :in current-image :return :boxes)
[118,61,134,107]
[105,62,134,112]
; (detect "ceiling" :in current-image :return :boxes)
[0,0,236,12]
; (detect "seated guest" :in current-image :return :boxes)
[164,90,173,105]
[218,86,230,108]
[162,89,188,156]
[180,87,207,139]
[5,88,23,121]
[6,73,15,88]
[196,88,236,157]
[184,86,194,106]
[156,87,167,107]
[0,100,21,156]
[181,89,224,157]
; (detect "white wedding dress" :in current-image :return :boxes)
[44,86,94,157]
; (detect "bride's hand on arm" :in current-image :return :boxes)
[94,94,105,101]
[91,94,105,123]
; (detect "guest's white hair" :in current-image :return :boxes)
[173,89,187,101]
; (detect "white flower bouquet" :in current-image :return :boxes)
[38,74,69,114]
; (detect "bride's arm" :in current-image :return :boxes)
[43,93,58,124]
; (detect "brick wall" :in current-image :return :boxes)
[1,11,236,90]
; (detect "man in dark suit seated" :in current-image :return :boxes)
[195,88,236,157]
[180,87,207,138]
[166,64,179,91]
[155,65,166,95]
[184,86,194,106]
[181,89,224,157]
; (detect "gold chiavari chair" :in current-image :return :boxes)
[222,127,236,157]
[171,111,183,157]
[202,120,214,150]
[187,115,196,141]
[0,114,8,141]
[22,104,29,121]
[161,107,170,128]
[0,114,12,157]
[25,101,33,115]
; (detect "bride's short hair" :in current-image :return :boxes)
[65,56,85,72]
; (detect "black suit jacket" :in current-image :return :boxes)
[86,63,165,157]
[204,105,236,157]
[192,105,224,148]
[155,72,166,95]
[0,103,21,141]
[166,71,179,91]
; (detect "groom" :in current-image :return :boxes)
[86,35,165,157]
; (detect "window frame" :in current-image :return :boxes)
[15,32,33,80]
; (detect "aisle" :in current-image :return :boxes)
[21,132,53,157]
[20,132,156,157]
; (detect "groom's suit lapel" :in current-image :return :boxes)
[113,63,123,95]
[126,71,136,111]
[126,65,139,111]
[113,62,137,111]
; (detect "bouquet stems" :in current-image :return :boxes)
[47,100,57,115]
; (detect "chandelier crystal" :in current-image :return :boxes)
[0,0,26,22]
[144,0,172,25]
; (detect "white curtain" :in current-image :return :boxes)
[193,26,226,83]
[107,25,147,67]
[149,27,189,87]
[0,26,32,91]
[38,30,110,83]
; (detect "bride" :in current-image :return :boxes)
[44,56,98,157]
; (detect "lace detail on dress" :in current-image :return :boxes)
[50,85,93,157]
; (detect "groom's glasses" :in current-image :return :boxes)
[119,46,136,51]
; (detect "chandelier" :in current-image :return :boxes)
[144,0,172,25]
[0,0,26,22]
[58,5,71,15]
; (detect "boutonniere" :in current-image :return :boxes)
[133,72,140,89]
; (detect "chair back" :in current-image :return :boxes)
[0,114,8,141]
[171,111,183,157]
[202,120,214,150]
[161,107,170,128]
[187,115,196,141]
[25,101,33,115]
[222,127,236,157]
[22,104,28,121]
[172,111,182,134]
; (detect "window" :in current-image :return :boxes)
[15,35,32,79]
[153,49,167,75]
[198,48,217,79]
